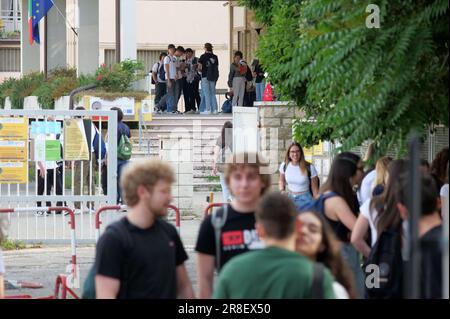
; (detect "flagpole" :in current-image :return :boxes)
[116,0,121,63]
[44,15,48,79]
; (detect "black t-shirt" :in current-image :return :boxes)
[420,225,443,299]
[95,217,188,299]
[198,52,219,78]
[195,204,264,270]
[254,64,265,83]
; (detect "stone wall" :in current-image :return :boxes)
[255,101,305,191]
[160,136,194,215]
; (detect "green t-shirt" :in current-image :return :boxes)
[213,246,336,299]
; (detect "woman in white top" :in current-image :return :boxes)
[279,142,319,211]
[296,211,358,299]
[351,159,406,257]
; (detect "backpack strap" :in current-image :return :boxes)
[106,219,133,298]
[322,191,338,201]
[210,204,229,272]
[311,262,324,299]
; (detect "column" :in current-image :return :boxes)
[78,0,99,75]
[120,0,136,61]
[47,0,67,71]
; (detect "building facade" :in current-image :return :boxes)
[0,0,263,90]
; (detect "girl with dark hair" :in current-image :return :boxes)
[296,211,358,299]
[319,152,365,297]
[430,147,449,190]
[279,142,319,211]
[213,121,233,202]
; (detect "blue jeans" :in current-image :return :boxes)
[341,243,365,299]
[201,77,217,113]
[165,79,176,112]
[219,173,232,202]
[117,160,128,204]
[288,192,313,211]
[199,85,206,113]
[255,81,265,102]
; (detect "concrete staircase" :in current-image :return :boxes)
[130,114,232,192]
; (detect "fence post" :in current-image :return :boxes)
[404,132,421,299]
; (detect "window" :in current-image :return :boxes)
[0,46,20,72]
[104,49,161,73]
[104,49,116,67]
[137,50,161,73]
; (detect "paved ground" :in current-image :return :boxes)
[2,191,223,298]
[3,219,202,299]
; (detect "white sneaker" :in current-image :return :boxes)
[34,210,48,217]
[200,111,211,115]
[84,208,96,214]
[74,209,83,215]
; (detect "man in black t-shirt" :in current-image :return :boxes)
[398,173,443,299]
[195,152,271,298]
[95,159,194,299]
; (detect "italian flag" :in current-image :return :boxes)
[28,0,33,44]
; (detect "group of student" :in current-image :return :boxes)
[278,142,448,299]
[152,43,266,115]
[1,139,447,299]
[81,141,447,299]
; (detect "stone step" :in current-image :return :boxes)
[132,141,216,149]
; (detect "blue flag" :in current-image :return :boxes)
[30,0,54,44]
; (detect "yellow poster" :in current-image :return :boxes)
[63,119,90,160]
[0,162,27,184]
[304,141,324,157]
[0,117,28,140]
[0,140,27,161]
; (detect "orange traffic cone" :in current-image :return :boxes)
[263,82,273,101]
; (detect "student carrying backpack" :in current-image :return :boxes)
[82,220,133,299]
[282,161,319,196]
[363,225,403,299]
[93,128,107,161]
[206,57,219,82]
[118,133,132,160]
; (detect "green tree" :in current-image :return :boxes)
[242,0,449,158]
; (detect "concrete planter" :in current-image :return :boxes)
[4,97,12,110]
[23,96,41,110]
[54,96,71,110]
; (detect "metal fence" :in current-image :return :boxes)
[0,109,118,243]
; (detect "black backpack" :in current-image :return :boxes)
[158,62,166,82]
[245,64,253,82]
[363,226,403,299]
[206,56,219,82]
[82,219,133,299]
